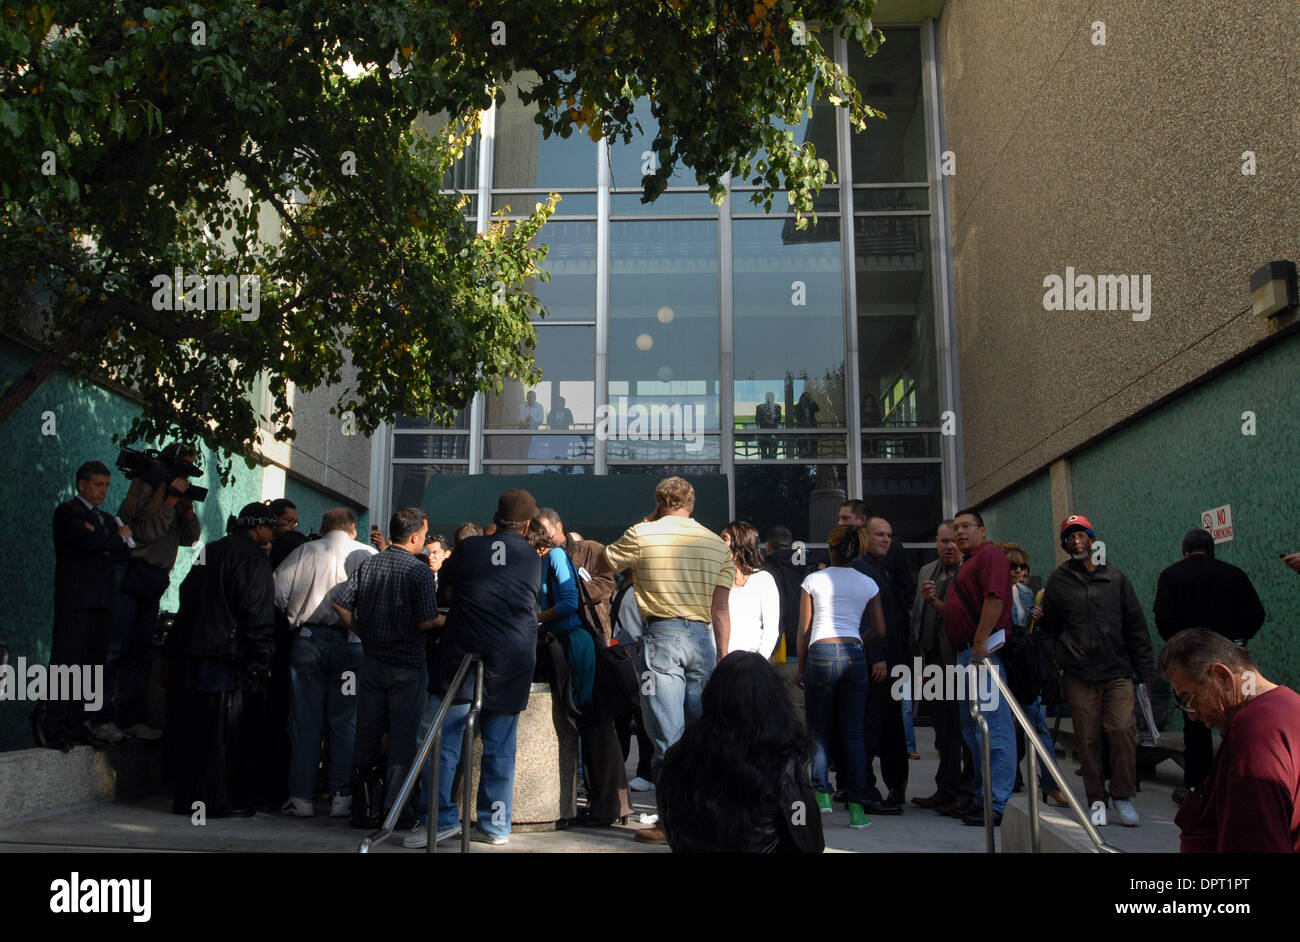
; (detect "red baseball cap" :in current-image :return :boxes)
[1060,514,1095,536]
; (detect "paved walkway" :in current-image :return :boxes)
[0,738,1184,853]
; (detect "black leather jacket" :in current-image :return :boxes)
[171,531,274,674]
[1038,558,1155,684]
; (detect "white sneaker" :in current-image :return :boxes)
[91,722,124,743]
[401,824,428,848]
[122,723,163,740]
[472,828,509,845]
[436,824,462,843]
[1089,800,1108,827]
[279,796,315,817]
[639,812,659,826]
[1112,798,1140,827]
[628,776,654,792]
[329,793,352,818]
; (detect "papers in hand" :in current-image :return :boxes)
[984,629,1006,654]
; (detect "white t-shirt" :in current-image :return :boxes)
[727,569,781,658]
[800,566,879,645]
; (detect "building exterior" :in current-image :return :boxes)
[376,17,961,561]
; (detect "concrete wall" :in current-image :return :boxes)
[0,339,370,751]
[976,329,1300,691]
[937,0,1300,504]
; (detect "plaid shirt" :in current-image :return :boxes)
[334,546,437,669]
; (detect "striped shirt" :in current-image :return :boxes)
[604,516,734,623]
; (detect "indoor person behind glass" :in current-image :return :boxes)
[657,651,825,853]
[797,525,888,829]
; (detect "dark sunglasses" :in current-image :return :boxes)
[1009,563,1029,571]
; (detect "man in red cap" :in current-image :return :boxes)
[1038,514,1155,827]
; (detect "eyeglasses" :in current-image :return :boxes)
[276,519,298,530]
[1010,563,1029,571]
[1174,689,1199,714]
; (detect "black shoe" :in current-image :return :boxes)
[866,799,903,816]
[963,809,1003,826]
[885,790,906,810]
[912,792,954,809]
[943,800,977,818]
[569,811,615,829]
[1172,788,1187,805]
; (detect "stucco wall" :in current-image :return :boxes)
[938,0,1300,503]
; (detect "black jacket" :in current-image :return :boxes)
[762,549,808,657]
[171,531,275,674]
[852,554,910,668]
[1038,558,1155,684]
[52,497,132,612]
[1152,554,1265,642]
[434,532,541,714]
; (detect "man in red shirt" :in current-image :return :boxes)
[1161,629,1300,853]
[943,509,1016,826]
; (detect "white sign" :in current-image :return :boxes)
[1200,504,1234,544]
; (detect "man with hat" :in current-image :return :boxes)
[1037,514,1155,827]
[168,501,277,817]
[404,489,543,847]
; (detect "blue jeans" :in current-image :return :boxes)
[1027,697,1056,784]
[900,682,917,753]
[420,694,520,840]
[351,657,427,811]
[287,627,363,797]
[639,619,717,774]
[957,648,1016,814]
[804,640,870,804]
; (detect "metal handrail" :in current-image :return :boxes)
[971,655,1122,854]
[357,654,484,854]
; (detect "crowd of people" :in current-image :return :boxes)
[45,455,1300,853]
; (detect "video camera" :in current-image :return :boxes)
[116,444,208,501]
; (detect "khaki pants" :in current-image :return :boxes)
[1062,673,1137,804]
[774,659,805,725]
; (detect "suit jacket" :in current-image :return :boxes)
[53,497,131,612]
[565,536,615,641]
[852,554,910,668]
[910,557,959,666]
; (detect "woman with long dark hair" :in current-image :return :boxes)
[797,525,887,828]
[720,521,781,658]
[657,651,824,852]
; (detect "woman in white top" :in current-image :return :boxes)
[721,522,782,659]
[796,525,887,828]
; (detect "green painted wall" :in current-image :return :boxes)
[0,340,352,751]
[284,476,368,539]
[978,469,1054,588]
[978,330,1300,695]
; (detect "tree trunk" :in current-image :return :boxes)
[0,315,110,425]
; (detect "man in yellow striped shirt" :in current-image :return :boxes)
[598,477,732,842]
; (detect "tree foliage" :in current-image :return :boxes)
[0,0,881,478]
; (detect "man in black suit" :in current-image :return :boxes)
[45,461,134,748]
[1154,528,1266,801]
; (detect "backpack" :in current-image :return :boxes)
[559,551,641,716]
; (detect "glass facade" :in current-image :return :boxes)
[382,26,958,548]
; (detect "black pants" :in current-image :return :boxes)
[579,708,632,820]
[925,692,971,800]
[615,707,653,781]
[863,676,908,799]
[45,608,111,733]
[170,684,251,817]
[1183,717,1213,790]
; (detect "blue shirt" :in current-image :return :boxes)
[334,546,437,669]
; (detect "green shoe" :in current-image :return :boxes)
[848,802,871,829]
[815,791,833,814]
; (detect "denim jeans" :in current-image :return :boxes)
[956,648,1016,813]
[351,657,427,811]
[287,627,363,797]
[803,640,870,804]
[104,560,169,728]
[420,694,520,840]
[900,679,917,753]
[1026,697,1057,785]
[639,619,717,775]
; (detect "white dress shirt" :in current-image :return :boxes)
[727,569,782,657]
[273,529,377,642]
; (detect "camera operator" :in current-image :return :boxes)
[102,442,201,741]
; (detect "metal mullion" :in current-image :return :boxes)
[837,30,863,503]
[921,17,964,517]
[719,172,735,521]
[469,93,495,475]
[595,136,611,475]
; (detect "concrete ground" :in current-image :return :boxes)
[0,734,1183,854]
